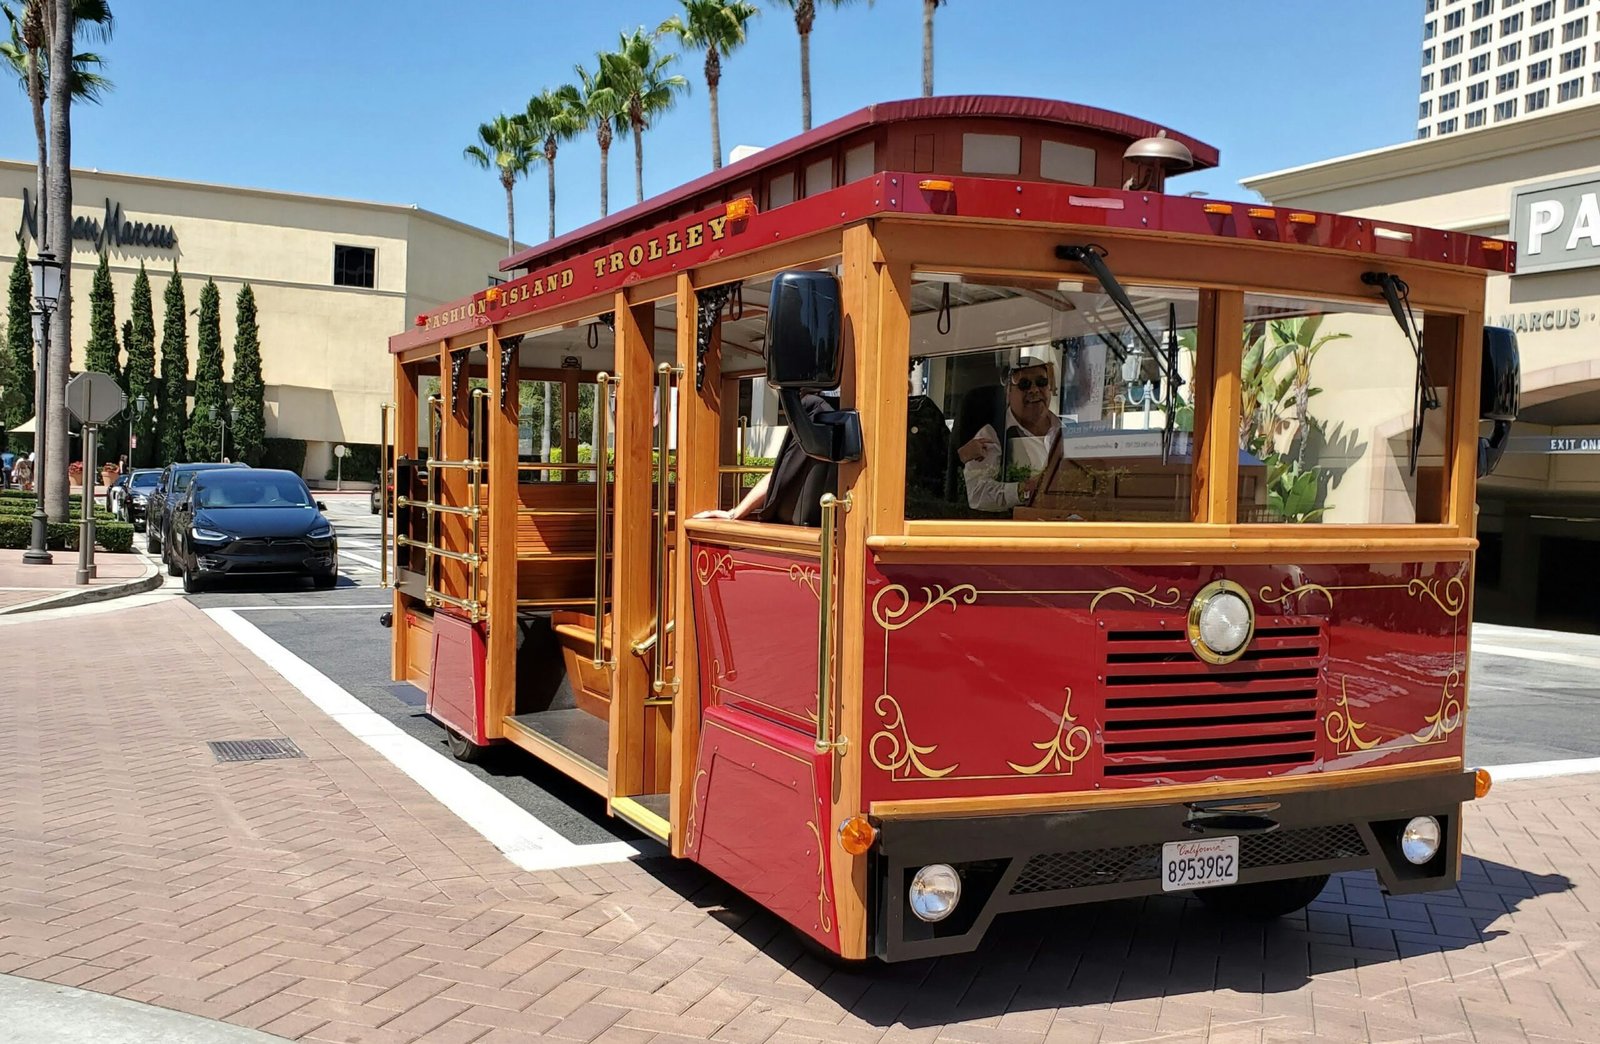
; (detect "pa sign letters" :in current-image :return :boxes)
[1512,175,1600,275]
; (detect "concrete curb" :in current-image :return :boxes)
[0,554,163,615]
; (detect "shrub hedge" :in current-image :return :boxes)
[261,437,307,475]
[0,515,133,552]
[325,442,380,483]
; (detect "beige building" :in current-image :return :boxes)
[1245,103,1600,632]
[1,160,509,480]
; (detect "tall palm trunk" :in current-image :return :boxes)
[545,140,558,239]
[598,126,611,218]
[922,0,936,96]
[706,47,723,170]
[44,0,73,520]
[501,174,515,254]
[799,29,812,131]
[24,1,47,250]
[633,117,645,205]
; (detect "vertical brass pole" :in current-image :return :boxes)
[592,374,613,667]
[652,363,682,694]
[471,388,487,621]
[426,394,442,606]
[815,492,851,754]
[379,402,392,588]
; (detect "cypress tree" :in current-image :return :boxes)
[156,267,190,464]
[126,264,157,467]
[186,279,225,460]
[84,253,123,460]
[2,239,33,449]
[230,284,266,465]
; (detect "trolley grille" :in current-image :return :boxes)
[1099,624,1325,781]
[1008,824,1367,895]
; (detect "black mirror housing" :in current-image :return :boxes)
[316,500,328,511]
[765,270,843,390]
[1477,326,1520,477]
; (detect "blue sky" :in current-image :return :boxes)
[4,1,1423,245]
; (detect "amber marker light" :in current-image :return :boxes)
[1247,207,1276,219]
[918,179,956,192]
[1288,212,1318,225]
[726,196,758,221]
[838,815,878,855]
[1481,239,1506,251]
[1475,768,1493,799]
[1201,203,1233,215]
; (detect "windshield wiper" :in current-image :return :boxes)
[1362,271,1439,474]
[1057,243,1184,462]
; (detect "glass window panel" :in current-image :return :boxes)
[906,275,1201,523]
[1235,294,1451,525]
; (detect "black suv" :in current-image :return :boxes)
[146,462,248,558]
[120,468,162,531]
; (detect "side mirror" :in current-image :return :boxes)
[1477,326,1520,477]
[764,270,862,463]
[316,500,328,512]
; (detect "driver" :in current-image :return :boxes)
[957,345,1064,512]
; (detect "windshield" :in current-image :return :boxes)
[131,473,158,488]
[195,475,314,509]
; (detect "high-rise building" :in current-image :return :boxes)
[1418,0,1598,138]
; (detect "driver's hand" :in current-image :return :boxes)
[958,435,998,464]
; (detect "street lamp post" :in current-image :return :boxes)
[24,251,61,566]
[209,402,237,461]
[128,393,148,467]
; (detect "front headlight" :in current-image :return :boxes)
[908,864,962,923]
[308,523,335,540]
[191,526,230,543]
[1187,579,1255,664]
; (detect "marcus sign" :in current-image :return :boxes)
[1511,175,1600,276]
[17,188,178,251]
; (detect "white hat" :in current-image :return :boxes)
[1008,344,1057,372]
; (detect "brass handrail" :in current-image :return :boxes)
[516,461,593,472]
[470,388,486,622]
[379,402,394,588]
[424,396,442,608]
[397,535,480,565]
[592,374,615,668]
[651,363,683,694]
[427,459,485,471]
[814,492,852,754]
[737,416,749,466]
[716,465,772,475]
[397,497,479,517]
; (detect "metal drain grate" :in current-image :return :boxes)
[207,738,304,763]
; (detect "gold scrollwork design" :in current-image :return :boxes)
[1415,670,1464,745]
[805,821,833,933]
[1258,582,1334,611]
[871,583,979,631]
[1087,584,1184,612]
[1007,689,1092,775]
[695,549,732,585]
[1326,677,1380,753]
[788,564,821,598]
[684,769,707,849]
[869,694,956,779]
[1407,577,1467,618]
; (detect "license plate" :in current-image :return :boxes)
[1161,836,1240,892]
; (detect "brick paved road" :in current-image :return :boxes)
[1,598,1597,1043]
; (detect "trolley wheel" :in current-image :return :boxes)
[446,730,490,763]
[1192,874,1330,920]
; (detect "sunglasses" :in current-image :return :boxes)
[1009,376,1052,392]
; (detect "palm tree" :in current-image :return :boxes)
[768,0,866,131]
[660,0,758,170]
[1,0,112,249]
[463,113,536,255]
[574,60,625,218]
[603,27,689,206]
[921,0,945,97]
[524,84,585,240]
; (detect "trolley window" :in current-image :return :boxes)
[905,274,1202,523]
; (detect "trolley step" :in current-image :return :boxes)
[501,710,608,796]
[610,794,670,842]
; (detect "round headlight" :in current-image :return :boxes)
[908,863,961,923]
[1187,580,1255,664]
[1400,816,1442,865]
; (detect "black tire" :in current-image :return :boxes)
[1192,874,1330,920]
[146,529,161,555]
[181,565,206,594]
[312,572,337,590]
[166,546,182,577]
[446,730,490,763]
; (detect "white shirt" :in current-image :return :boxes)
[961,408,1064,512]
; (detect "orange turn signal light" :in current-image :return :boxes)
[1474,768,1493,799]
[918,178,956,192]
[1481,239,1506,251]
[726,195,758,221]
[1247,207,1276,219]
[1202,203,1233,215]
[838,814,878,855]
[1288,212,1318,225]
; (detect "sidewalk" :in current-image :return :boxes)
[0,597,1597,1043]
[0,546,155,612]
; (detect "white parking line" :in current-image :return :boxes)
[340,551,385,570]
[1473,642,1600,672]
[204,607,649,871]
[1485,757,1600,781]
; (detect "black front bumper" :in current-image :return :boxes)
[871,771,1475,961]
[195,539,336,576]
